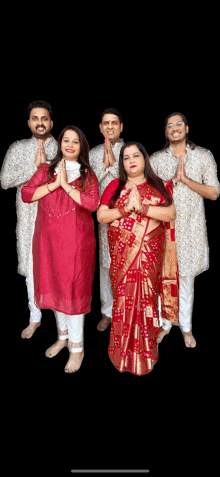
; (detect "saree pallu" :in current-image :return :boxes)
[108,182,179,376]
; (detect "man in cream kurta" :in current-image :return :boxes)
[89,108,124,331]
[150,113,220,347]
[0,101,57,338]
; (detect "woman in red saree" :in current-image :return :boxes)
[97,142,179,376]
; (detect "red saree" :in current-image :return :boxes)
[101,179,179,376]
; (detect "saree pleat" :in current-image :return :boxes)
[108,181,179,375]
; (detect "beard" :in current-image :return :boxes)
[33,126,51,139]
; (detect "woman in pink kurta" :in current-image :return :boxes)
[21,126,100,373]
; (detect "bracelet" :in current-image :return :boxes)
[67,185,75,195]
[139,204,149,216]
[46,182,52,193]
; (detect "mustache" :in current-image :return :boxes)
[36,125,46,130]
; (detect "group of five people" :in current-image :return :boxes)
[1,101,219,375]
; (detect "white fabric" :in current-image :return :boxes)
[158,276,195,333]
[55,311,85,353]
[25,275,42,323]
[26,247,41,323]
[100,267,113,319]
[54,160,81,183]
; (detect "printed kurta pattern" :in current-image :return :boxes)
[150,145,220,276]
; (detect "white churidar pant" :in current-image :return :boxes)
[26,273,42,323]
[100,266,113,319]
[54,311,85,353]
[158,276,195,333]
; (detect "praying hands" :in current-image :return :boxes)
[125,186,143,214]
[35,140,47,169]
[103,138,116,171]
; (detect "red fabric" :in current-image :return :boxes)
[100,178,173,208]
[102,179,178,375]
[100,179,120,206]
[21,163,100,315]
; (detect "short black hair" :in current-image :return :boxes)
[101,108,122,124]
[27,101,53,119]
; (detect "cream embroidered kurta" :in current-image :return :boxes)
[150,145,220,277]
[0,136,57,276]
[89,139,124,268]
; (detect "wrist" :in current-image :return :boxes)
[138,203,149,216]
[62,182,69,192]
[182,175,190,185]
[47,181,57,192]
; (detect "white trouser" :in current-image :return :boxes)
[100,266,113,319]
[159,276,195,333]
[54,311,85,353]
[26,275,42,323]
[26,246,42,323]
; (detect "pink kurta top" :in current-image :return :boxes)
[21,163,100,315]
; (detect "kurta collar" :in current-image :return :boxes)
[168,144,191,159]
[31,135,55,146]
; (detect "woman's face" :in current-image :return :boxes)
[61,130,81,161]
[123,145,145,177]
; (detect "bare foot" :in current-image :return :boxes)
[45,339,68,358]
[97,315,111,331]
[156,327,169,344]
[21,322,41,339]
[182,332,196,348]
[64,350,84,373]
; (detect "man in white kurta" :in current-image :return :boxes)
[89,109,124,331]
[150,113,220,347]
[0,101,57,338]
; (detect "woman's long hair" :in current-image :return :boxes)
[48,125,93,190]
[110,141,173,208]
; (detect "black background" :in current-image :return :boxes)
[2,60,218,476]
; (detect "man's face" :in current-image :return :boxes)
[165,115,189,145]
[28,108,53,140]
[99,114,123,145]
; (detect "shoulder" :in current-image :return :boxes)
[192,146,217,166]
[37,162,49,177]
[6,138,32,154]
[150,149,169,160]
[101,179,120,204]
[89,144,104,156]
[106,178,120,190]
[86,169,98,182]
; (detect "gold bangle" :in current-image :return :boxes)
[46,182,52,193]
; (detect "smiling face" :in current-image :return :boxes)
[165,114,189,145]
[99,114,123,145]
[123,145,146,178]
[61,129,81,161]
[28,108,53,140]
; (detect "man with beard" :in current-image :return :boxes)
[150,112,220,347]
[1,101,57,339]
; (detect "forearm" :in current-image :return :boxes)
[31,181,57,202]
[147,204,176,222]
[97,207,122,223]
[182,177,217,200]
